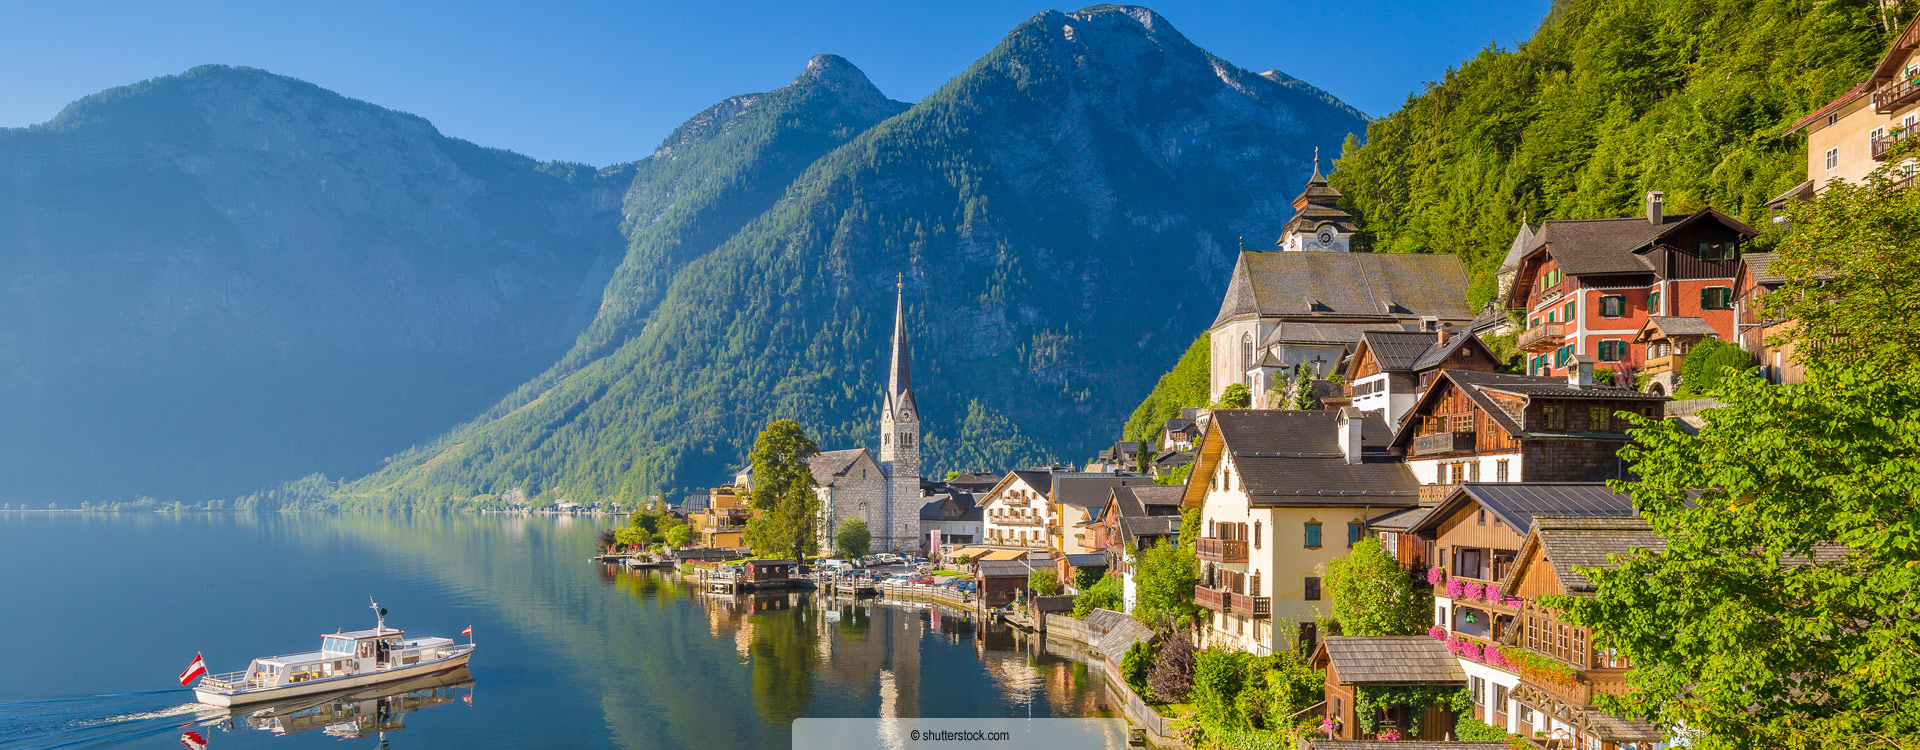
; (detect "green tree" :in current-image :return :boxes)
[663,523,693,550]
[1132,539,1202,629]
[835,517,871,559]
[1123,336,1210,443]
[1768,162,1920,374]
[1676,338,1756,396]
[1212,383,1251,409]
[1325,537,1427,636]
[1192,649,1254,729]
[1028,569,1061,597]
[743,419,821,560]
[1072,565,1104,592]
[1072,575,1122,617]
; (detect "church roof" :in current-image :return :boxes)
[809,448,880,488]
[1213,251,1473,329]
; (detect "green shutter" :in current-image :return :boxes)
[1305,523,1321,548]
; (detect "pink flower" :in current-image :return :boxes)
[1485,582,1503,601]
[1428,625,1447,640]
[1426,566,1446,585]
[1445,578,1467,598]
[1377,729,1403,741]
[1463,581,1486,601]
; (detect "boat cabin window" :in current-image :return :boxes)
[358,641,374,658]
[323,636,353,654]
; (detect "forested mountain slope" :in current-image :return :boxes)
[0,66,628,504]
[350,6,1369,506]
[1330,0,1895,306]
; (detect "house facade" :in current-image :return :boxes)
[979,470,1055,549]
[919,489,982,548]
[1630,316,1720,396]
[1310,636,1467,741]
[1342,326,1501,426]
[1733,252,1805,385]
[691,485,756,549]
[1386,366,1668,505]
[1783,14,1920,196]
[1088,484,1184,612]
[1504,192,1757,381]
[1050,475,1151,555]
[1183,409,1419,655]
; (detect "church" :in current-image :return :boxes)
[809,282,926,554]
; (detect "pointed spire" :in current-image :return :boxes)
[888,274,914,414]
[1311,146,1323,181]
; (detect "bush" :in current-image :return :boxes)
[1213,382,1251,409]
[1148,628,1197,702]
[1072,565,1104,591]
[1072,575,1122,618]
[1121,640,1156,697]
[1455,717,1509,742]
[1028,569,1061,596]
[1677,338,1756,396]
[1192,649,1253,729]
[1264,651,1325,722]
[835,518,871,559]
[1325,537,1428,636]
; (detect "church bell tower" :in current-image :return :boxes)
[877,277,921,550]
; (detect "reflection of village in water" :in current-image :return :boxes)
[230,669,473,740]
[601,564,1109,721]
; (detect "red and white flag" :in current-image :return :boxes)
[177,653,207,686]
[461,625,473,636]
[179,730,207,750]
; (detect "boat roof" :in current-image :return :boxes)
[259,650,330,666]
[328,628,405,640]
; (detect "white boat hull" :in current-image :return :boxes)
[195,645,475,707]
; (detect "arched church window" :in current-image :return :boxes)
[1241,333,1254,371]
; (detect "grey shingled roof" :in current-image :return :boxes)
[1120,515,1181,547]
[1408,331,1476,371]
[919,491,980,521]
[976,559,1037,578]
[1320,636,1466,684]
[1531,517,1667,594]
[1210,410,1418,506]
[1429,483,1640,536]
[1261,321,1417,348]
[1212,251,1472,328]
[808,448,875,488]
[1532,209,1760,277]
[1360,330,1442,370]
[1063,553,1106,567]
[1084,608,1130,632]
[1096,615,1155,659]
[1361,504,1432,531]
[1743,252,1786,287]
[1644,316,1720,338]
[1390,369,1666,449]
[1055,476,1154,509]
[1008,470,1055,495]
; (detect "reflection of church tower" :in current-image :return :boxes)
[1275,147,1357,253]
[877,278,922,552]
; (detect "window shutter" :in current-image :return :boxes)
[1700,287,1712,308]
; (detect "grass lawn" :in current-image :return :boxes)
[930,570,970,577]
[1152,702,1197,718]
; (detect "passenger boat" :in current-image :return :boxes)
[189,599,476,707]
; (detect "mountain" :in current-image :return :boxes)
[0,65,628,504]
[350,6,1370,507]
[1328,0,1894,306]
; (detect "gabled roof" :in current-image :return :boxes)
[1120,515,1181,547]
[1408,331,1483,371]
[1358,330,1443,370]
[920,491,981,521]
[1212,250,1473,328]
[1508,516,1665,595]
[1388,369,1666,451]
[1635,316,1720,342]
[1055,476,1153,509]
[1740,252,1786,287]
[1313,636,1467,684]
[1789,14,1920,135]
[1063,553,1106,567]
[1410,483,1639,538]
[1183,410,1418,509]
[1516,210,1761,282]
[1360,504,1432,532]
[1497,221,1541,273]
[809,448,881,488]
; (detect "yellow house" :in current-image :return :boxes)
[1782,15,1920,204]
[690,485,758,550]
[1182,408,1419,656]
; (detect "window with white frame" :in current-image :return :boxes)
[1826,147,1839,170]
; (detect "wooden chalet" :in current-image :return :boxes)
[1630,316,1720,396]
[1343,326,1503,426]
[1310,636,1466,741]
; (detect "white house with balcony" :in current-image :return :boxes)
[978,470,1055,549]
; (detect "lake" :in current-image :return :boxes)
[0,513,1110,749]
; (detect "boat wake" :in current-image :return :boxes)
[0,690,225,750]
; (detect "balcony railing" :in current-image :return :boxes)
[1196,537,1248,563]
[1874,75,1920,114]
[1872,129,1918,160]
[1418,483,1457,504]
[1412,431,1476,456]
[1195,585,1229,612]
[1229,592,1272,618]
[988,512,1042,526]
[1644,353,1680,374]
[1517,322,1567,353]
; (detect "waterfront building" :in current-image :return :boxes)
[690,485,757,550]
[807,282,925,553]
[1310,636,1467,741]
[1501,192,1758,380]
[1086,484,1183,612]
[979,471,1055,549]
[1048,475,1152,555]
[1207,163,1473,402]
[919,489,983,547]
[1183,409,1419,655]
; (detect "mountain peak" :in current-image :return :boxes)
[796,53,884,97]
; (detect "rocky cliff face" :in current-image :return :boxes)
[0,66,627,503]
[353,6,1372,506]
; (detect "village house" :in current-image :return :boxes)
[1148,449,1193,480]
[1499,516,1668,749]
[1050,475,1152,555]
[1086,484,1184,611]
[1386,363,1667,507]
[1504,192,1758,381]
[1341,326,1502,426]
[1629,316,1721,396]
[1732,253,1804,385]
[1780,13,1920,203]
[919,488,982,548]
[945,472,1004,494]
[1208,159,1474,403]
[1184,409,1419,655]
[1310,636,1467,741]
[1161,408,1202,451]
[1406,483,1641,737]
[689,484,756,550]
[979,470,1055,549]
[1091,441,1146,473]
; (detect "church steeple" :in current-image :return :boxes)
[877,275,921,550]
[885,275,917,416]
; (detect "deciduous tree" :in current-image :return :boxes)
[835,517,870,560]
[1325,537,1427,636]
[744,419,820,561]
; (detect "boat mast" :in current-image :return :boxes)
[369,596,386,634]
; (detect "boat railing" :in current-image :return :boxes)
[199,670,266,691]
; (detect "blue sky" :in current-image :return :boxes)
[0,0,1550,166]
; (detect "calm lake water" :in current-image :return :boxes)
[0,513,1109,749]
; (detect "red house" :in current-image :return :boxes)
[1504,192,1758,382]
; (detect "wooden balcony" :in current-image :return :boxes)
[1412,430,1475,457]
[1644,353,1680,375]
[1875,75,1920,114]
[1196,537,1248,563]
[1195,585,1229,612]
[988,512,1042,526]
[1418,483,1457,504]
[1229,591,1272,618]
[1872,129,1918,160]
[1517,322,1567,353]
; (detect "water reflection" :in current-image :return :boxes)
[232,669,473,739]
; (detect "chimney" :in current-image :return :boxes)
[1567,354,1596,388]
[1436,322,1453,346]
[1646,191,1664,225]
[1336,407,1364,465]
